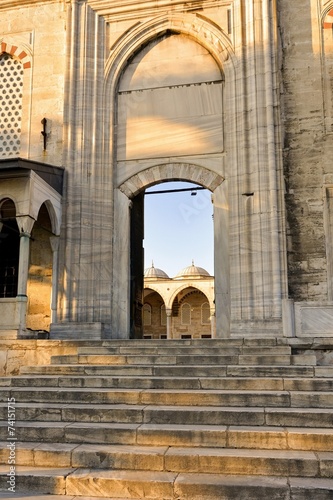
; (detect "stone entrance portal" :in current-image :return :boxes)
[51,8,287,340]
[111,27,229,338]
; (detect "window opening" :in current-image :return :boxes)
[143,303,152,326]
[181,302,191,325]
[0,54,23,158]
[161,304,167,326]
[201,302,211,324]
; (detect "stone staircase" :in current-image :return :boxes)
[1,338,333,499]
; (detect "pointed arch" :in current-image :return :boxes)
[168,283,214,311]
[323,6,333,29]
[38,199,61,236]
[102,12,236,167]
[105,12,234,85]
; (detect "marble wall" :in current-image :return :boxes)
[1,0,332,338]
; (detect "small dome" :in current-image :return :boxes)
[144,262,169,279]
[175,260,211,279]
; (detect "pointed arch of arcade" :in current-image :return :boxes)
[168,283,215,312]
[170,284,215,338]
[143,283,169,308]
[105,12,234,338]
[143,282,215,339]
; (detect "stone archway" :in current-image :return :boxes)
[107,15,232,339]
[26,203,54,332]
[111,165,228,338]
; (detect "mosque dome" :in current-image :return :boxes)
[144,262,169,279]
[175,260,211,279]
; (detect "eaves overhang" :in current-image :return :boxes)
[0,158,64,195]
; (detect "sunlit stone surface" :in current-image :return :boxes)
[0,0,332,341]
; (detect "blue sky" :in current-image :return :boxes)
[144,181,214,277]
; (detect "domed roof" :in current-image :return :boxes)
[175,260,211,279]
[144,262,169,280]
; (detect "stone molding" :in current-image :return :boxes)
[88,0,231,22]
[0,0,55,10]
[323,4,333,28]
[119,163,224,199]
[105,12,234,90]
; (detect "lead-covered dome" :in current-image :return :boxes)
[175,260,211,279]
[144,262,169,280]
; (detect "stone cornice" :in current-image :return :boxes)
[87,0,232,22]
[0,0,231,19]
[0,0,65,11]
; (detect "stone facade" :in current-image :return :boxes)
[0,0,333,339]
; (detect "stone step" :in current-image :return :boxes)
[0,495,134,500]
[1,442,333,478]
[2,387,333,407]
[2,422,333,450]
[1,466,333,499]
[50,354,315,366]
[0,494,83,500]
[2,403,333,428]
[19,364,318,378]
[73,338,290,347]
[76,345,292,356]
[3,375,333,391]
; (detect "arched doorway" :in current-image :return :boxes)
[123,173,225,339]
[108,15,233,339]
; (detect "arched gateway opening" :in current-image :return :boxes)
[119,169,225,339]
[109,16,232,338]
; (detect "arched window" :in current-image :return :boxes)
[161,304,167,326]
[201,302,211,324]
[143,303,152,326]
[181,302,191,325]
[0,199,19,297]
[0,53,23,158]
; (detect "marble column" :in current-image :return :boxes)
[16,216,35,332]
[50,236,60,323]
[210,310,216,338]
[166,308,172,339]
[17,216,34,297]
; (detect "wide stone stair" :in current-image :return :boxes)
[1,338,333,499]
